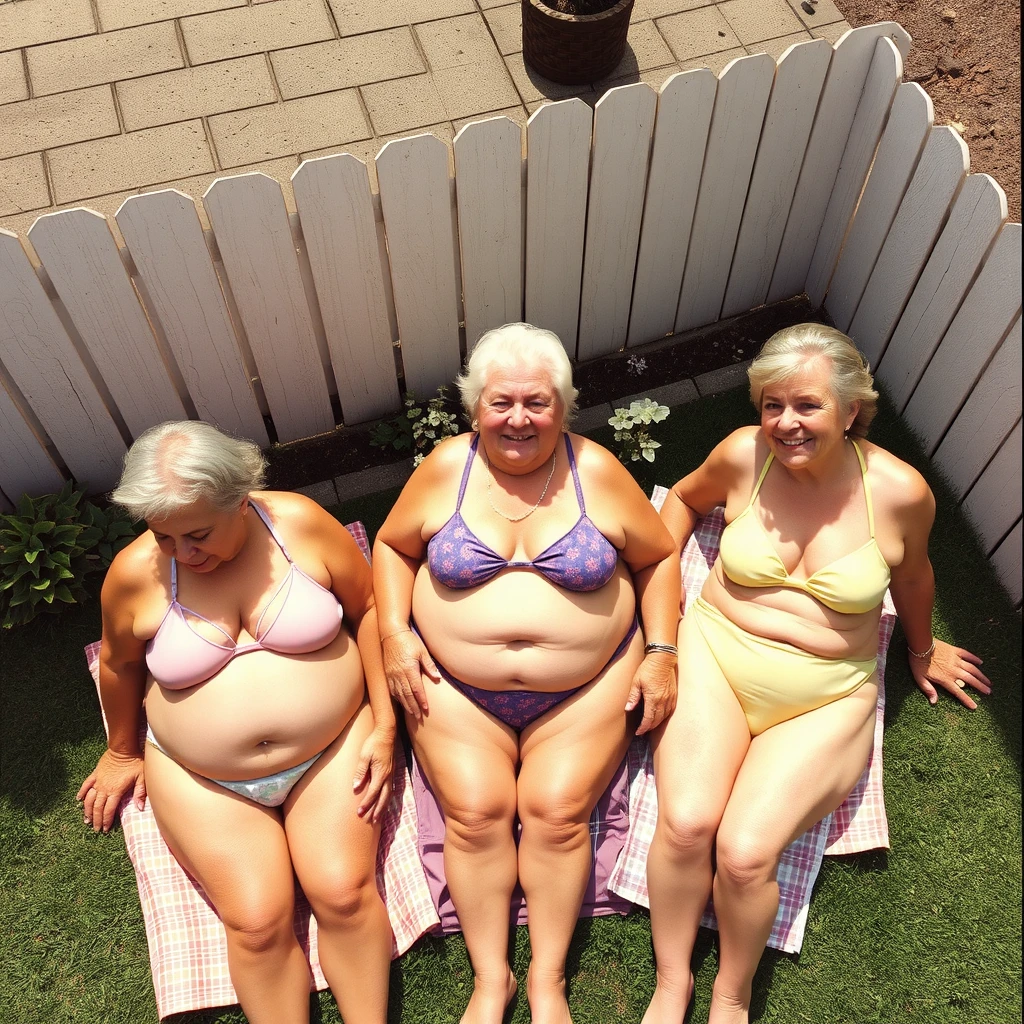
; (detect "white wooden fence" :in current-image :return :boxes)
[0,22,1020,603]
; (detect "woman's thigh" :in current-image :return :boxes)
[719,680,878,859]
[283,702,381,894]
[649,613,750,827]
[516,627,642,815]
[407,674,519,824]
[145,743,295,926]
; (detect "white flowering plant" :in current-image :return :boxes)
[608,398,671,464]
[370,386,460,466]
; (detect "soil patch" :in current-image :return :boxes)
[840,0,1020,220]
[265,297,820,490]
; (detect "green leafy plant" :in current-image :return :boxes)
[370,386,461,466]
[608,398,671,464]
[0,482,137,628]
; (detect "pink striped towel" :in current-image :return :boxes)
[606,495,894,953]
[85,523,440,1019]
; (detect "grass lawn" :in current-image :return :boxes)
[2,385,1020,1024]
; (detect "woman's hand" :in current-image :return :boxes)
[909,639,992,709]
[382,629,441,722]
[353,727,396,823]
[625,651,678,735]
[77,749,146,833]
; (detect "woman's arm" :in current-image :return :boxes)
[887,465,991,709]
[77,550,149,832]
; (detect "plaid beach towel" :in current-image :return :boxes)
[84,523,440,1019]
[606,494,895,953]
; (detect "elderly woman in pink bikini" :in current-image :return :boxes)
[374,322,681,1024]
[77,420,394,1024]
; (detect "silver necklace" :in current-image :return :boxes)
[484,448,557,522]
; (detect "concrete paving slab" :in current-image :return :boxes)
[594,18,676,85]
[334,459,415,500]
[210,90,371,168]
[0,0,94,52]
[48,120,214,204]
[27,22,184,97]
[0,49,29,104]
[811,19,852,44]
[617,378,700,409]
[0,86,119,161]
[362,74,448,136]
[415,13,500,70]
[295,479,339,505]
[785,0,847,30]
[0,153,50,217]
[328,0,476,37]
[4,187,140,247]
[747,30,812,60]
[452,106,528,138]
[634,0,713,17]
[678,45,746,74]
[271,29,425,99]
[96,0,245,32]
[483,4,521,56]
[433,59,520,121]
[657,7,743,61]
[718,0,804,45]
[180,0,334,65]
[694,359,752,396]
[505,51,589,104]
[117,55,276,132]
[572,403,616,434]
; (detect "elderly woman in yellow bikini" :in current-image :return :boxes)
[641,325,990,1024]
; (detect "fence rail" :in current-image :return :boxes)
[0,22,1019,602]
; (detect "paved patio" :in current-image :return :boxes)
[0,0,852,238]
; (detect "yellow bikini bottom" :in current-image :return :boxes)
[689,597,878,736]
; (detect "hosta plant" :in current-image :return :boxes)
[608,398,671,464]
[0,482,137,628]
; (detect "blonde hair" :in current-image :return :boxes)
[456,323,579,427]
[111,420,267,521]
[747,324,878,438]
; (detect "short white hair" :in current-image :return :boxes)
[111,420,267,521]
[748,324,879,438]
[456,323,579,427]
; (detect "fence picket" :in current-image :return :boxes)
[824,83,933,329]
[876,174,1007,409]
[989,520,1022,605]
[577,85,657,361]
[292,155,401,425]
[628,70,717,346]
[27,209,187,437]
[932,316,1020,499]
[0,380,64,497]
[525,99,593,356]
[768,22,912,303]
[116,191,268,444]
[722,40,831,320]
[675,54,775,334]
[847,127,969,367]
[0,231,125,491]
[902,223,1022,453]
[805,37,903,307]
[961,420,1022,555]
[203,174,334,443]
[454,118,524,350]
[376,135,462,396]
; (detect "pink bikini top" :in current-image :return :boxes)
[145,502,343,690]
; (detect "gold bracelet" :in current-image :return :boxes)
[908,637,936,659]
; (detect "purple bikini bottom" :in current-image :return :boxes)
[423,618,639,731]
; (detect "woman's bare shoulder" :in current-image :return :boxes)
[103,531,160,602]
[860,441,932,506]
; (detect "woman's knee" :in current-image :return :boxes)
[714,829,779,891]
[220,889,297,956]
[303,859,381,925]
[443,788,517,850]
[518,787,592,848]
[654,800,720,863]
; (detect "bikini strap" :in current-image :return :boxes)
[249,500,294,563]
[851,441,876,538]
[748,452,775,506]
[170,558,178,599]
[456,435,480,511]
[564,434,586,513]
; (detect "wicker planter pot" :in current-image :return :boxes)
[522,0,635,85]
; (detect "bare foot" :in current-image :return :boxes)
[526,966,573,1024]
[707,981,749,1024]
[641,972,695,1024]
[460,969,517,1024]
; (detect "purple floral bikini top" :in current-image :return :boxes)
[427,434,619,592]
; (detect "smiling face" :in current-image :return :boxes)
[759,357,859,470]
[476,364,564,474]
[147,496,248,574]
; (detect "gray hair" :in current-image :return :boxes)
[747,324,879,438]
[456,323,579,427]
[111,420,267,521]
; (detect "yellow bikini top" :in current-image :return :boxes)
[718,441,890,615]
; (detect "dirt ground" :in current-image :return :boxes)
[841,0,1021,221]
